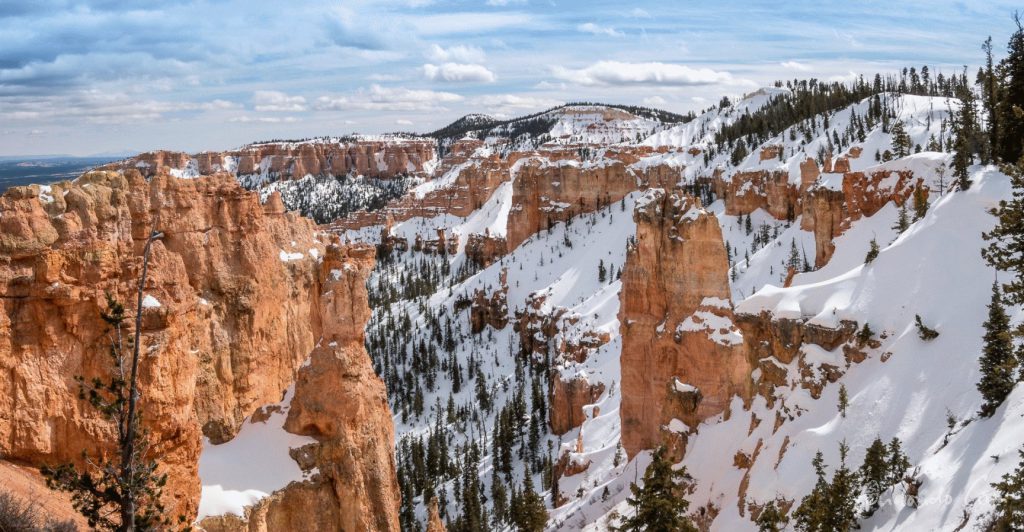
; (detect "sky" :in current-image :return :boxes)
[0,0,1019,156]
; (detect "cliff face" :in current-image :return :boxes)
[618,189,752,458]
[0,172,398,527]
[801,168,924,267]
[505,156,676,251]
[109,138,436,183]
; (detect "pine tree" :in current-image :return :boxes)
[892,203,910,233]
[864,238,879,265]
[996,14,1024,164]
[838,384,850,418]
[825,442,860,531]
[890,120,911,158]
[598,259,607,283]
[755,500,785,532]
[511,476,547,532]
[860,437,889,513]
[42,231,172,532]
[793,452,830,531]
[950,82,981,190]
[788,238,802,271]
[982,36,1000,161]
[983,164,1024,305]
[978,282,1018,417]
[886,438,910,488]
[618,446,697,532]
[990,448,1024,531]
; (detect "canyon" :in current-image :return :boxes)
[1,92,1018,532]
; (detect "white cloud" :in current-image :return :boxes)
[642,96,667,106]
[485,0,527,6]
[551,61,734,87]
[425,44,486,63]
[228,116,299,123]
[471,94,561,113]
[781,60,812,72]
[829,71,860,83]
[423,63,496,83]
[630,8,651,18]
[395,119,413,125]
[252,90,307,112]
[577,23,623,37]
[412,12,531,36]
[314,84,463,112]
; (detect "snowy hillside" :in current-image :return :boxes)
[190,79,1023,531]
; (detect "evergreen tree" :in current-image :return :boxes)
[511,476,547,532]
[892,203,910,233]
[859,437,889,513]
[788,238,802,271]
[886,438,911,488]
[755,500,785,532]
[838,384,850,418]
[890,120,912,158]
[618,446,697,532]
[950,82,981,190]
[825,442,860,531]
[793,452,830,531]
[982,36,1000,161]
[43,231,172,532]
[598,259,607,283]
[794,444,860,532]
[996,15,1024,164]
[990,448,1024,531]
[978,282,1018,417]
[983,164,1024,305]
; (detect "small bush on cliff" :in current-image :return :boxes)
[617,446,697,532]
[0,491,77,531]
[914,315,940,340]
[42,231,174,532]
[864,238,880,265]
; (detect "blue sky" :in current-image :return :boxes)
[0,0,1018,156]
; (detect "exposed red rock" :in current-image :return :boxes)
[107,138,436,183]
[618,189,752,457]
[0,172,398,527]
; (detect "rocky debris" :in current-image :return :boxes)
[619,189,752,457]
[414,228,458,255]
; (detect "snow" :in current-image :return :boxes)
[278,249,304,262]
[141,294,161,309]
[168,158,199,179]
[37,185,54,204]
[197,386,317,520]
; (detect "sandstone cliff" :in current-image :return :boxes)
[107,138,436,184]
[618,189,752,457]
[0,172,398,528]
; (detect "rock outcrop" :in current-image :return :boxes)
[801,169,925,267]
[0,172,398,527]
[618,189,752,457]
[107,138,437,184]
[505,157,677,250]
